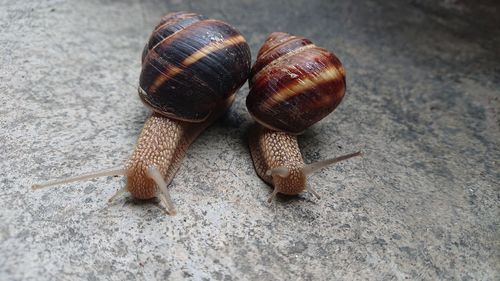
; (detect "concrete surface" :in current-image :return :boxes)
[1,0,499,280]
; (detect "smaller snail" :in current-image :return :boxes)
[246,32,361,202]
[33,12,251,215]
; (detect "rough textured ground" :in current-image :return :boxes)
[1,0,499,280]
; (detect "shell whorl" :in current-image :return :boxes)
[140,12,251,122]
[247,32,346,134]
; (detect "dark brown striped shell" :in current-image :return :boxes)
[246,32,346,134]
[139,12,251,122]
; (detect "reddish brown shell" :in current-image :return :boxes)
[139,12,251,122]
[246,32,346,134]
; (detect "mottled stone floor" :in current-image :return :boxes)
[1,0,498,280]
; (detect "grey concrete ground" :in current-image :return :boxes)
[1,0,499,280]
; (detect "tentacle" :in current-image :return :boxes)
[302,151,361,176]
[146,165,176,215]
[267,189,279,204]
[32,167,126,189]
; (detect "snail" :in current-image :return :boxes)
[32,12,252,215]
[246,32,361,203]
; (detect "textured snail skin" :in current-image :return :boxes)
[124,12,250,201]
[140,12,251,122]
[32,12,250,215]
[125,96,234,199]
[247,32,345,134]
[249,124,306,195]
[247,32,355,199]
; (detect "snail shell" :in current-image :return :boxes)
[32,12,252,215]
[246,32,346,134]
[140,12,251,122]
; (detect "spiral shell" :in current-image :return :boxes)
[246,32,346,134]
[139,12,251,122]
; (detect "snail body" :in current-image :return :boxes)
[246,32,360,202]
[33,12,251,215]
[249,125,306,195]
[123,97,233,201]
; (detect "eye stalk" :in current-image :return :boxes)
[265,151,362,203]
[302,151,362,176]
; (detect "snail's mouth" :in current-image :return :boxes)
[266,166,290,177]
[271,171,307,196]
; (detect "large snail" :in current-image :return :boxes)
[33,12,252,215]
[246,32,361,202]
